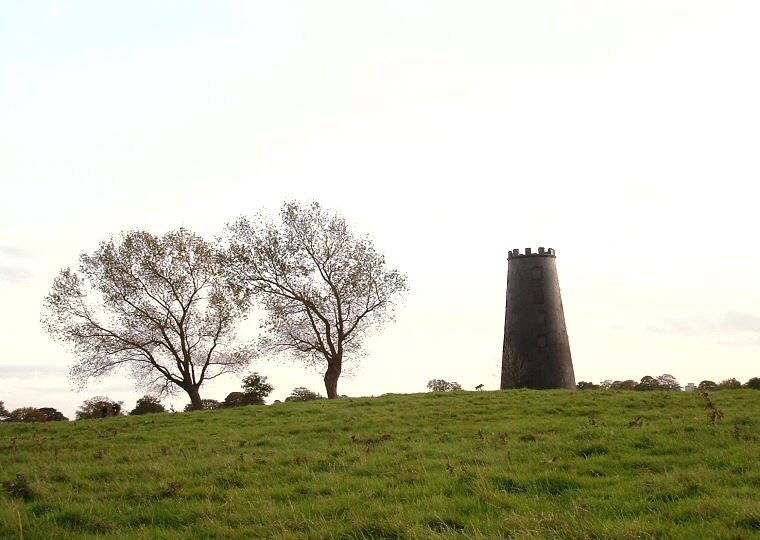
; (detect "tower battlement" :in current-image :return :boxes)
[507,247,555,259]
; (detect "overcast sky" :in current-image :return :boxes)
[2,1,759,418]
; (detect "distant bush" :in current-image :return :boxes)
[698,380,718,391]
[744,377,760,390]
[427,379,462,392]
[609,380,637,390]
[38,407,68,421]
[5,407,47,423]
[130,395,166,415]
[241,372,274,405]
[656,374,681,391]
[0,401,10,422]
[183,399,221,412]
[717,378,742,390]
[576,381,599,390]
[223,392,246,408]
[76,396,123,420]
[285,387,324,402]
[635,376,661,391]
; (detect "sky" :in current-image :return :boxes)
[2,1,759,419]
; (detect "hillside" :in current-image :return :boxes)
[2,389,760,539]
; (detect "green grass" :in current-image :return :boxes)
[2,389,760,539]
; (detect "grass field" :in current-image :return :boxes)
[2,389,760,539]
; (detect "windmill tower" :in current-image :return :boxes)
[501,247,575,390]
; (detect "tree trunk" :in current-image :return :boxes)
[323,360,342,399]
[186,385,204,410]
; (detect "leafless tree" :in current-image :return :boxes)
[42,228,250,410]
[221,201,409,398]
[501,342,528,389]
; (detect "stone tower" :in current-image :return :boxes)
[500,247,575,390]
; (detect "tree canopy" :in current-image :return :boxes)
[5,407,48,423]
[222,202,409,398]
[656,373,681,391]
[42,228,251,410]
[38,407,69,421]
[130,395,166,415]
[241,372,274,405]
[75,396,122,420]
[718,378,742,390]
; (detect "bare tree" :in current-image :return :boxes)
[501,342,528,389]
[222,201,409,398]
[42,228,250,410]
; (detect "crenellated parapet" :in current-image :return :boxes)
[507,247,556,259]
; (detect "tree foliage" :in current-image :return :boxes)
[698,380,718,391]
[609,380,637,390]
[130,395,166,415]
[427,379,462,392]
[576,381,599,390]
[241,372,274,405]
[0,401,9,421]
[222,201,409,398]
[75,396,122,420]
[744,377,760,390]
[38,407,69,421]
[635,375,661,391]
[717,378,742,390]
[183,399,221,412]
[285,387,324,402]
[222,392,246,408]
[656,373,681,391]
[5,407,48,423]
[42,228,250,411]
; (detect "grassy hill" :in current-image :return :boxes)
[2,389,760,539]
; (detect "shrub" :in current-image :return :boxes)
[130,395,166,415]
[576,381,599,390]
[285,387,324,402]
[610,380,637,390]
[183,399,221,412]
[744,377,760,390]
[427,379,462,392]
[223,392,245,408]
[698,380,718,391]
